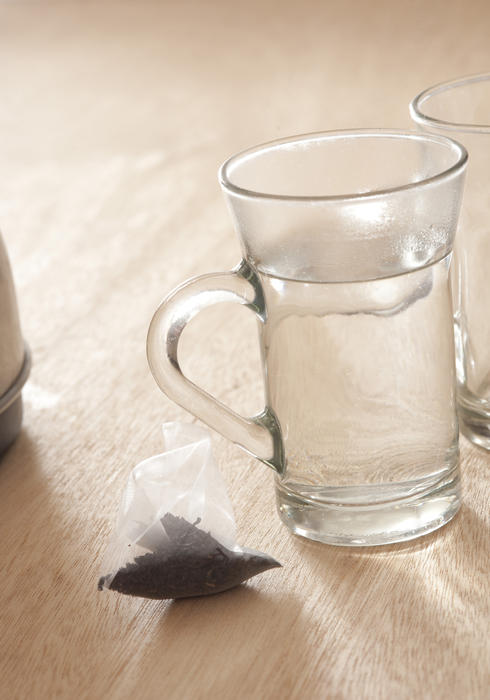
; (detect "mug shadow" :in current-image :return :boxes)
[285,502,488,696]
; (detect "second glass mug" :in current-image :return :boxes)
[410,74,490,449]
[147,130,467,546]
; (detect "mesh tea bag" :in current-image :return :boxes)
[98,422,280,599]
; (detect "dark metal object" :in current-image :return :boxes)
[0,346,31,456]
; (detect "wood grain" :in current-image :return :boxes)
[0,1,488,698]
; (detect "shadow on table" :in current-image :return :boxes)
[0,427,37,472]
[285,502,488,697]
[0,429,80,690]
[290,500,488,590]
[108,500,489,699]
[137,583,316,697]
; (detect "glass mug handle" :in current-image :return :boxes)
[146,260,285,474]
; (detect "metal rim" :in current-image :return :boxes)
[0,344,31,414]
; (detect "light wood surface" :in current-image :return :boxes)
[0,1,489,698]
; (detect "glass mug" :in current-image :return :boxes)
[410,74,490,449]
[147,130,467,546]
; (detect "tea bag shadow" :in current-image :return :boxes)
[144,586,313,694]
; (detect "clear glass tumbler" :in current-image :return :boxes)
[411,74,490,449]
[147,130,467,545]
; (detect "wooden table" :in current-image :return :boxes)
[1,1,488,698]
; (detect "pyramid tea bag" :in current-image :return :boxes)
[98,422,280,599]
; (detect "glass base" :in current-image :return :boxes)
[458,403,490,450]
[275,470,461,546]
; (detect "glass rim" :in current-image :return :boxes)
[410,72,490,134]
[218,128,468,203]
